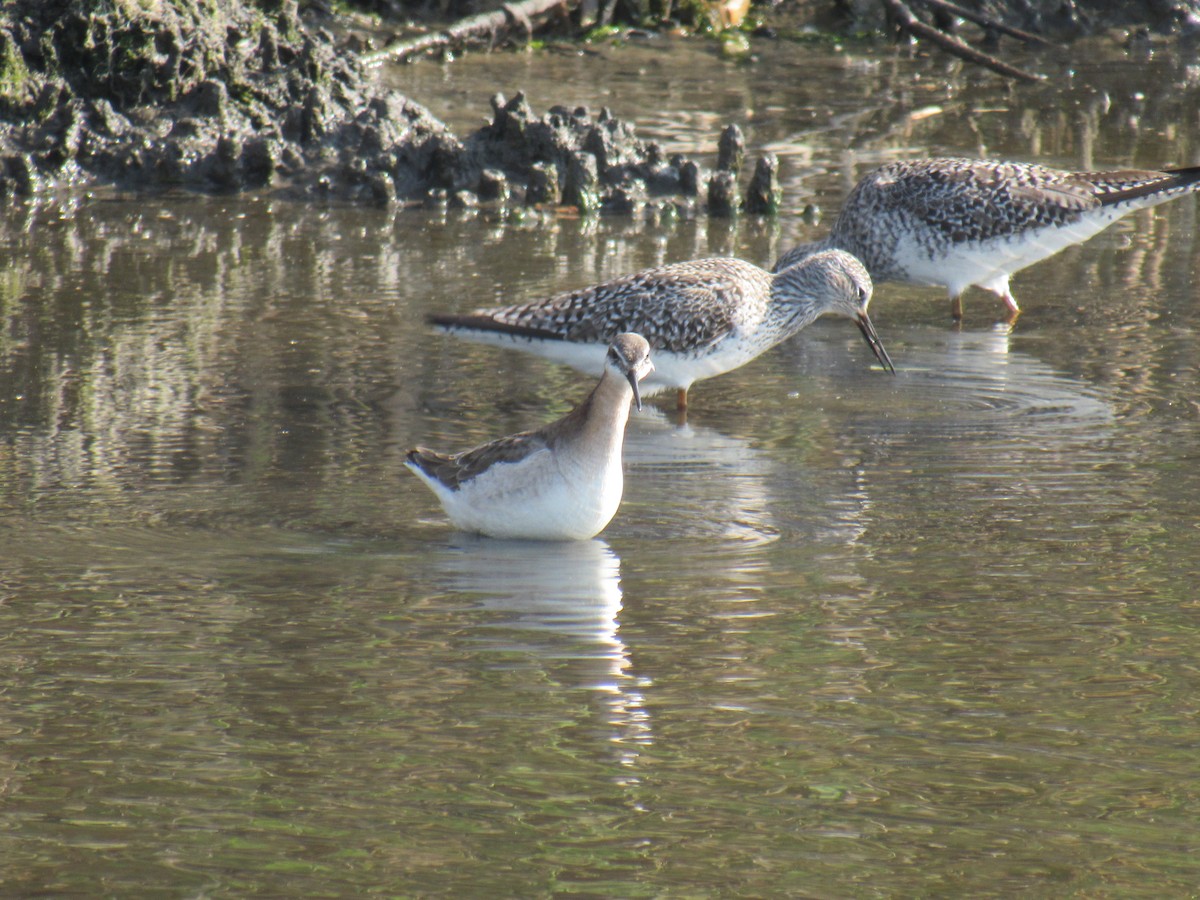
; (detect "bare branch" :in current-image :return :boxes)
[363,0,575,68]
[909,0,1053,46]
[881,0,1045,82]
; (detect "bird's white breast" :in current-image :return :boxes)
[439,446,624,540]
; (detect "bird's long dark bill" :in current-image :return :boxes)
[626,371,643,410]
[857,312,895,373]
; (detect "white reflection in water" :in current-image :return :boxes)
[794,323,1116,455]
[430,537,651,769]
[622,403,880,549]
[771,326,1124,707]
[622,406,780,545]
[891,327,1115,443]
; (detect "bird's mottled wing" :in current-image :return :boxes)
[408,432,550,490]
[880,159,1101,244]
[453,260,760,353]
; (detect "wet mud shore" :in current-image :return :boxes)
[1,0,1196,210]
[0,0,780,213]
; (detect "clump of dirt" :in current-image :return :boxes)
[0,0,775,214]
[0,0,454,200]
[452,93,778,216]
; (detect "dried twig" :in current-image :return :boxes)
[909,0,1053,46]
[881,0,1045,82]
[363,0,575,67]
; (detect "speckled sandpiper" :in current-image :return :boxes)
[406,333,654,541]
[429,249,894,412]
[774,157,1200,321]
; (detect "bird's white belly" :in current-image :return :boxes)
[441,449,624,541]
[644,341,761,390]
[904,210,1128,294]
[446,331,611,376]
[449,329,754,393]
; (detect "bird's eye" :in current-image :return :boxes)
[858,286,870,306]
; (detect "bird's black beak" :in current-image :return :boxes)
[627,370,643,411]
[856,311,895,373]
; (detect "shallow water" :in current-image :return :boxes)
[3,31,1200,896]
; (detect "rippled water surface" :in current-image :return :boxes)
[3,32,1200,896]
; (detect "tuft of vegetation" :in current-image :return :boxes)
[0,30,33,107]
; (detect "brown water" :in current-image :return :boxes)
[3,33,1200,896]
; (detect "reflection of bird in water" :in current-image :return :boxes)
[621,406,780,546]
[620,405,878,548]
[896,326,1114,441]
[818,324,1115,475]
[432,538,652,766]
[774,158,1200,322]
[430,250,893,413]
[406,334,653,540]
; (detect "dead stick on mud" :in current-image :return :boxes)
[908,0,1053,46]
[880,0,1044,82]
[363,0,576,67]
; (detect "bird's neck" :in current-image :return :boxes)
[548,371,633,460]
[770,269,826,333]
[771,298,821,337]
[582,371,634,447]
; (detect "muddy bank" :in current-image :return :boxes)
[0,0,780,213]
[830,0,1200,34]
[1,0,1196,209]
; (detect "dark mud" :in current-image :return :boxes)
[0,0,1195,209]
[0,0,780,213]
[835,0,1200,34]
[1,0,459,203]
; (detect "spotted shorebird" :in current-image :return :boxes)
[774,157,1200,321]
[406,333,654,541]
[429,250,894,412]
